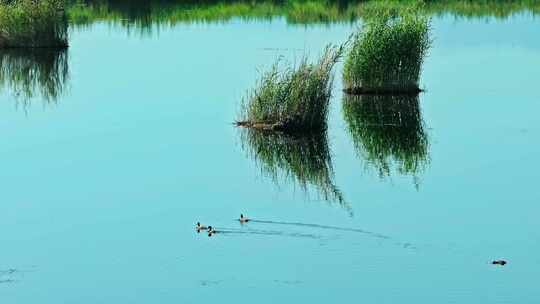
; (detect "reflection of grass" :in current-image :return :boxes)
[66,0,540,30]
[238,45,342,132]
[0,49,69,105]
[240,128,350,212]
[343,10,431,94]
[0,0,68,48]
[342,94,429,181]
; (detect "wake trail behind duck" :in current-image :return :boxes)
[248,220,391,240]
[213,227,321,239]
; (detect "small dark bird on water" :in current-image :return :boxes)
[196,222,208,233]
[492,260,507,266]
[239,214,250,224]
[208,226,215,237]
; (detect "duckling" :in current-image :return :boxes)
[207,226,216,237]
[196,222,208,232]
[492,260,507,266]
[239,214,250,224]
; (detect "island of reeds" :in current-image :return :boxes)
[240,127,350,213]
[236,45,342,133]
[342,94,429,184]
[0,48,69,106]
[343,10,431,94]
[0,0,68,48]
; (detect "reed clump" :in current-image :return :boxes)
[343,10,431,94]
[237,44,343,133]
[0,0,68,48]
[342,94,429,181]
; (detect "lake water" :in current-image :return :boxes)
[1,5,539,303]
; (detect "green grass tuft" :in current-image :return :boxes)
[238,44,343,132]
[0,0,68,48]
[343,8,431,94]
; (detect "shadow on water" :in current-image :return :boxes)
[342,94,430,187]
[239,128,352,214]
[0,49,70,109]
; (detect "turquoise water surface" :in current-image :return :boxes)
[0,9,539,304]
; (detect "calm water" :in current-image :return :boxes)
[1,9,539,304]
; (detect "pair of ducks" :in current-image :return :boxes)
[196,214,250,237]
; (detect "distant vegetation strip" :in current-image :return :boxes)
[66,0,540,28]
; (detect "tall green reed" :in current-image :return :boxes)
[238,44,343,132]
[343,9,431,94]
[0,0,68,48]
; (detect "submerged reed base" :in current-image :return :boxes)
[237,44,343,133]
[343,86,423,95]
[235,119,292,132]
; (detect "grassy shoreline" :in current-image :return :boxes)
[66,0,540,29]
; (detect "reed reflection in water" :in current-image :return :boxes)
[0,49,69,107]
[342,94,430,185]
[240,129,351,213]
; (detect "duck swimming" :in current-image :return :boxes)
[492,260,507,266]
[207,226,216,237]
[196,222,208,232]
[239,214,250,224]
